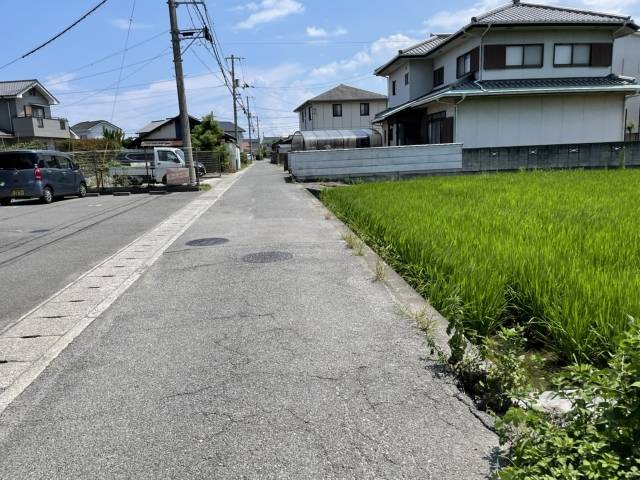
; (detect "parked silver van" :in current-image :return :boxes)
[0,150,87,205]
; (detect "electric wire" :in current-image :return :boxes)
[0,0,109,71]
[111,0,137,122]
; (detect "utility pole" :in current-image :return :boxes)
[167,0,196,185]
[246,95,253,162]
[256,116,261,159]
[226,55,243,149]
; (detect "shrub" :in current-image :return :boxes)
[496,318,640,479]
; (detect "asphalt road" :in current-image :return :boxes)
[0,192,200,332]
[0,163,497,478]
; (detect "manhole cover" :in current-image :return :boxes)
[186,238,229,247]
[242,251,293,264]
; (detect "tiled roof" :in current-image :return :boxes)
[375,1,637,75]
[295,84,387,111]
[0,80,38,97]
[452,75,638,91]
[72,120,103,131]
[475,2,631,25]
[399,35,450,56]
[137,119,169,134]
[218,121,245,133]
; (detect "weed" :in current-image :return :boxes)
[374,258,387,281]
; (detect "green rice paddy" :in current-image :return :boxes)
[321,170,640,362]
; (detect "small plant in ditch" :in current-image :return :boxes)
[341,231,365,256]
[495,317,640,479]
[374,258,387,281]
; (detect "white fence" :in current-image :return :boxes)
[289,144,463,182]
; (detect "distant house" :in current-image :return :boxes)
[134,114,240,155]
[0,79,71,149]
[614,31,640,138]
[135,115,202,147]
[217,121,245,143]
[374,1,640,148]
[71,120,122,140]
[294,84,388,131]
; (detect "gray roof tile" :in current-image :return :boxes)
[0,80,38,97]
[452,75,638,91]
[399,34,450,56]
[476,2,630,25]
[295,84,387,111]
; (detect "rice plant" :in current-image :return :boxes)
[322,169,640,363]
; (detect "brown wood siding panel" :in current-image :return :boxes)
[442,117,454,144]
[484,45,506,70]
[470,47,480,73]
[590,43,613,67]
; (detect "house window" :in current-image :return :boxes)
[28,88,37,96]
[389,125,394,144]
[404,73,409,85]
[332,104,342,117]
[308,107,312,121]
[360,103,370,116]
[457,52,472,78]
[302,110,306,122]
[505,45,543,67]
[554,44,591,66]
[433,67,444,87]
[59,120,66,130]
[392,80,396,96]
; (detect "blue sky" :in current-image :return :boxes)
[2,0,639,137]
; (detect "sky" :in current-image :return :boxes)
[2,0,639,138]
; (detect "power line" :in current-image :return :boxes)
[0,0,109,71]
[111,0,137,122]
[61,48,171,109]
[65,31,168,75]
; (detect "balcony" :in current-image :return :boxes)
[12,115,71,139]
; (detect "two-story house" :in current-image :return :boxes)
[0,80,71,149]
[374,1,640,148]
[613,31,640,138]
[71,120,122,140]
[294,84,388,131]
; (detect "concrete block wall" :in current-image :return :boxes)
[289,144,463,182]
[463,142,640,172]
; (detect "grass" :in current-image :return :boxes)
[322,169,640,364]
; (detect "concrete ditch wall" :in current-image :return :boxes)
[462,141,640,172]
[289,144,463,182]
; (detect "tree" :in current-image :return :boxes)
[102,126,124,150]
[191,113,224,151]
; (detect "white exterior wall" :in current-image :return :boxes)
[410,60,433,100]
[614,33,640,133]
[481,29,613,80]
[145,122,177,140]
[432,37,482,87]
[388,62,411,108]
[456,93,625,148]
[300,100,387,130]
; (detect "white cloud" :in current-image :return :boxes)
[309,34,417,79]
[306,26,348,37]
[236,0,304,29]
[45,73,76,92]
[111,18,153,30]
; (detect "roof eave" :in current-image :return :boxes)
[456,85,640,96]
